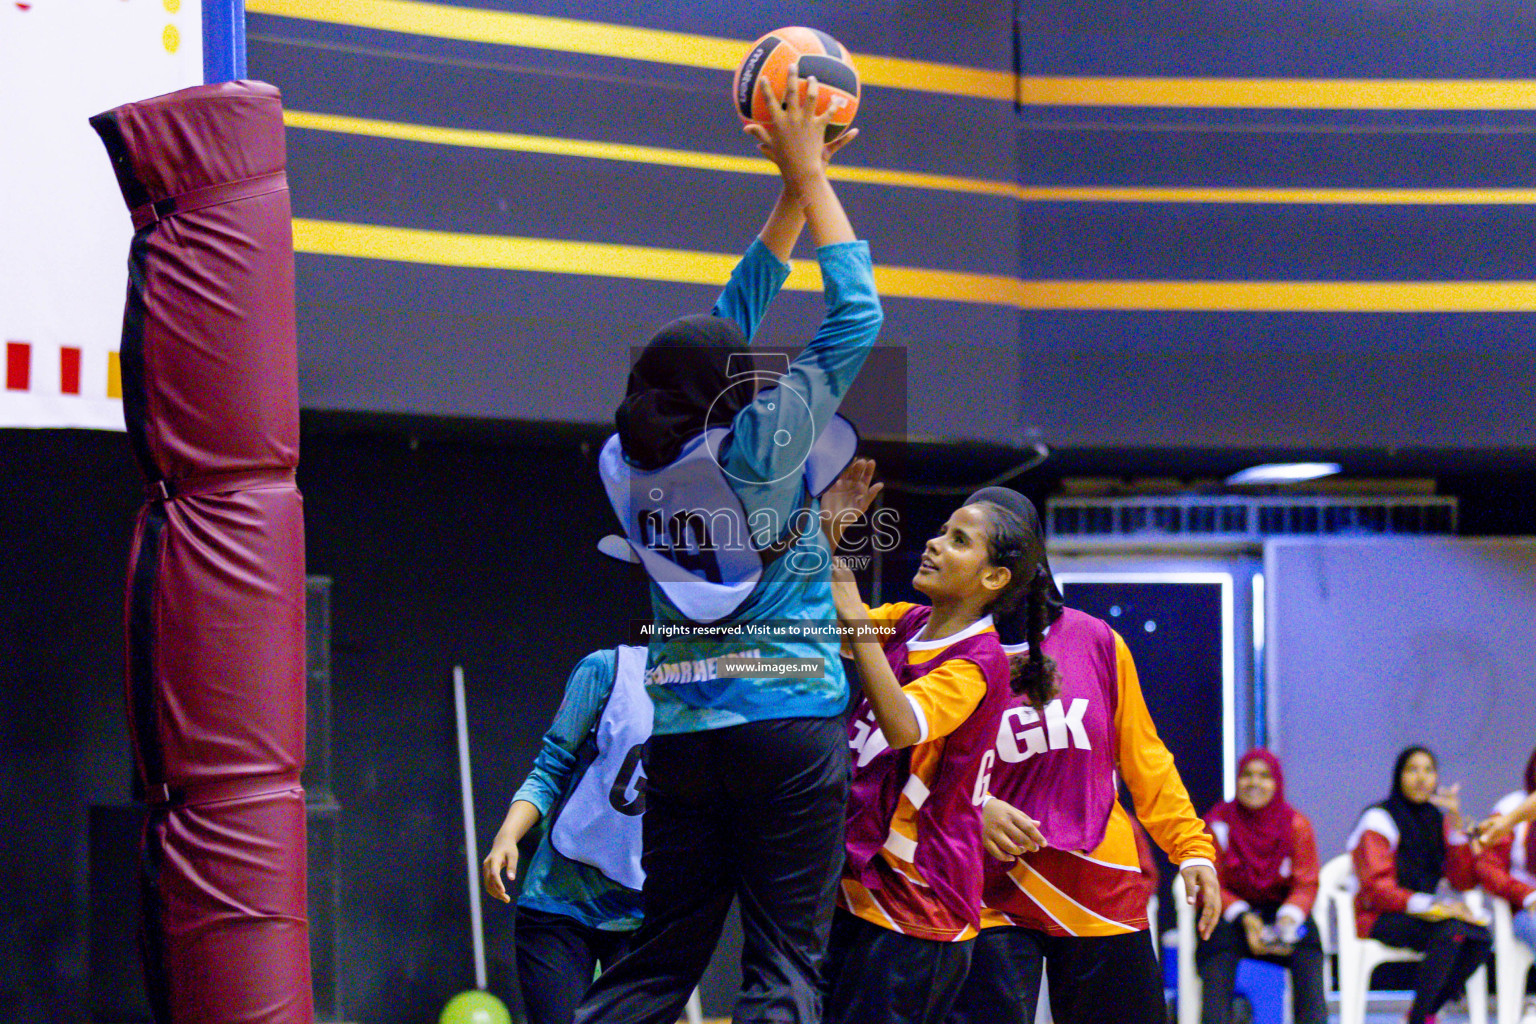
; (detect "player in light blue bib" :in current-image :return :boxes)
[575,65,882,1024]
[483,647,650,1024]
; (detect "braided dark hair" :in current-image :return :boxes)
[972,501,1060,709]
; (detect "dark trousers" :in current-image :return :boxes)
[948,926,1165,1024]
[822,908,975,1024]
[515,906,634,1024]
[1195,906,1327,1024]
[1370,912,1493,1024]
[947,926,1042,1024]
[573,716,849,1024]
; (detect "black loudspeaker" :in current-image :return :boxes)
[305,577,342,1019]
[89,576,343,1022]
[305,577,334,803]
[309,802,342,1020]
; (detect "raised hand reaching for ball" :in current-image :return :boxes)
[742,63,856,247]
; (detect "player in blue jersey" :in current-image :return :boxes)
[484,647,650,1024]
[575,66,882,1024]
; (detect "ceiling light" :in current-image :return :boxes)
[1225,462,1342,486]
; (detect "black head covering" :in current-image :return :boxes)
[965,486,1064,643]
[615,315,757,470]
[1379,745,1446,894]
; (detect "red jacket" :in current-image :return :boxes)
[1348,807,1476,938]
[1208,808,1320,920]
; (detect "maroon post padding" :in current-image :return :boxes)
[92,81,312,1024]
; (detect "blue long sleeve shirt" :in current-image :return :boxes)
[511,650,644,930]
[644,238,884,734]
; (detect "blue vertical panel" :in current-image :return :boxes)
[202,0,247,84]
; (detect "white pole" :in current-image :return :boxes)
[454,665,488,990]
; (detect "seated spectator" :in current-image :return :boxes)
[1349,745,1492,1024]
[1473,746,1536,1024]
[1198,749,1327,1024]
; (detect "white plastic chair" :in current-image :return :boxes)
[1310,868,1338,1010]
[1318,853,1488,1024]
[1491,894,1535,1024]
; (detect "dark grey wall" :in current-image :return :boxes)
[248,1,1025,445]
[10,418,1536,1021]
[4,422,657,1023]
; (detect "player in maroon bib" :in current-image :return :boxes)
[820,475,1062,1024]
[948,487,1222,1024]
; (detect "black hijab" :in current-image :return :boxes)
[615,315,758,470]
[1379,745,1446,894]
[965,486,1064,644]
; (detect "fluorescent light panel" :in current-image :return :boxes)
[1225,462,1342,485]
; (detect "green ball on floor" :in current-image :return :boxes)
[440,990,511,1024]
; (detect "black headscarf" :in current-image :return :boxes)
[1379,745,1446,894]
[614,315,757,470]
[965,486,1064,644]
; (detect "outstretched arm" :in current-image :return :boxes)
[830,560,920,749]
[746,67,857,248]
[1472,790,1536,852]
[725,66,881,523]
[751,129,859,261]
[756,187,806,264]
[716,70,864,340]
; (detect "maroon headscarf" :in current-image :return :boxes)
[1207,749,1297,905]
[1523,746,1536,869]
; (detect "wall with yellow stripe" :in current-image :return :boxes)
[249,0,1536,452]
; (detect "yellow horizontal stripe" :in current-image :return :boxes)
[1014,185,1536,206]
[285,110,1536,207]
[249,0,1536,110]
[854,52,1012,102]
[248,0,745,67]
[247,0,1012,100]
[1020,74,1536,110]
[291,218,1536,312]
[294,217,765,287]
[1014,279,1536,312]
[280,110,1019,198]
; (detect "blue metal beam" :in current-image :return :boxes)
[202,0,247,84]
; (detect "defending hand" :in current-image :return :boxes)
[820,458,883,552]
